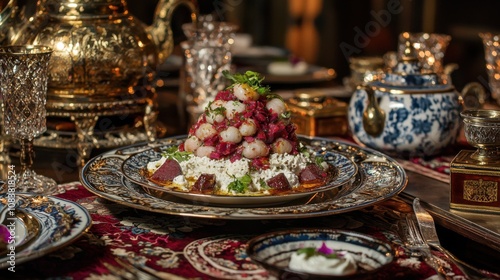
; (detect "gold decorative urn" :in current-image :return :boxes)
[1,0,197,163]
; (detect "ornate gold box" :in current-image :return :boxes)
[286,90,348,137]
[450,150,500,213]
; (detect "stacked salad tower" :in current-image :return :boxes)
[147,71,333,195]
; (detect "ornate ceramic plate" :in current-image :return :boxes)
[120,144,357,206]
[80,135,408,219]
[0,194,92,268]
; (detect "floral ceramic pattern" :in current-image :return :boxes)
[0,194,91,268]
[80,135,407,219]
[349,86,461,157]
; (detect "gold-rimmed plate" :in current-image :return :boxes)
[80,136,408,219]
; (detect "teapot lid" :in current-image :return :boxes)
[371,36,454,94]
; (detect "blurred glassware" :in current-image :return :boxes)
[480,33,500,106]
[383,51,398,70]
[344,56,385,90]
[181,42,232,125]
[182,17,238,49]
[0,45,57,194]
[0,0,19,46]
[180,18,237,127]
[398,32,451,82]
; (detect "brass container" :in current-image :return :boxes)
[286,90,348,137]
[8,0,197,102]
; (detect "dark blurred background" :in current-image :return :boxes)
[14,0,500,97]
[127,0,500,96]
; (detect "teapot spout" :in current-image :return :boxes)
[147,0,197,64]
[0,0,23,46]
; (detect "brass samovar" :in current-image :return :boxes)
[0,0,197,164]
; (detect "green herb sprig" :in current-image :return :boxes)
[227,174,252,193]
[162,146,191,162]
[223,70,271,96]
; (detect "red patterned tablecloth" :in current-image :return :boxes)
[2,182,493,280]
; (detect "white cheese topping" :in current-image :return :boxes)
[147,152,315,195]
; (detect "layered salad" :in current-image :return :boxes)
[146,71,335,195]
[288,242,357,276]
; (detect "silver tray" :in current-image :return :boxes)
[80,135,408,219]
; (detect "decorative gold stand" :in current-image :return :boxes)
[35,91,163,166]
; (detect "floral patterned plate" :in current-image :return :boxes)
[120,144,357,206]
[0,194,91,268]
[80,135,408,219]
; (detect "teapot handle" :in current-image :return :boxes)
[359,84,386,137]
[460,82,486,110]
[147,0,198,64]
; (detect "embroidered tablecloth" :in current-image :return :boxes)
[2,182,496,280]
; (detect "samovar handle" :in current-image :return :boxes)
[359,84,386,137]
[147,0,198,64]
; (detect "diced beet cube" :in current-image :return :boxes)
[150,159,182,183]
[192,174,216,194]
[266,173,291,191]
[299,164,327,184]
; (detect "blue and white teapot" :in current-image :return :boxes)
[348,42,479,157]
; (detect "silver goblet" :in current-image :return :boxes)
[461,109,500,163]
[0,45,57,194]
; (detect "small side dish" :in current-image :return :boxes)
[246,229,394,279]
[145,71,339,196]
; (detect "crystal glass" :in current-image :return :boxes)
[480,33,500,106]
[0,45,57,194]
[398,32,451,77]
[181,41,232,124]
[179,19,237,126]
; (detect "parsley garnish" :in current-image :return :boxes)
[205,101,226,117]
[161,146,191,162]
[227,174,252,193]
[223,70,271,96]
[315,155,325,166]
